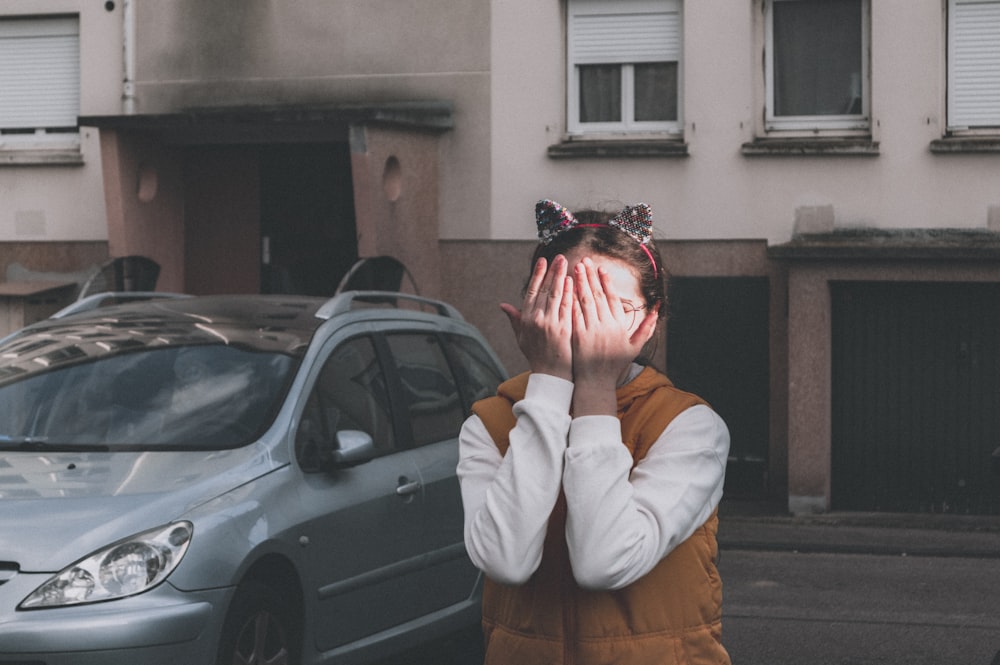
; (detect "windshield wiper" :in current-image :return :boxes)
[0,436,110,452]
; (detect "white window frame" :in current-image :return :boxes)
[566,0,683,136]
[764,0,870,133]
[948,0,1000,131]
[0,15,80,153]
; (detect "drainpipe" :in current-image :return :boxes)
[122,0,136,114]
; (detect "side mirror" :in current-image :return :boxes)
[992,446,1000,476]
[326,430,377,469]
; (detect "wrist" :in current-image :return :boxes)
[531,366,573,382]
[571,380,617,417]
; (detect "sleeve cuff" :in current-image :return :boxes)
[525,372,574,412]
[568,415,622,450]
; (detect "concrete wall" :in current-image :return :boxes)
[130,0,492,243]
[488,1,1000,244]
[0,0,120,246]
[783,256,1000,514]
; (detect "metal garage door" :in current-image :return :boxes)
[831,281,1000,514]
[667,277,770,498]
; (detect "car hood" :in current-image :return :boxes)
[0,445,282,572]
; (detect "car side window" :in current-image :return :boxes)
[443,333,505,410]
[296,335,394,471]
[384,333,465,448]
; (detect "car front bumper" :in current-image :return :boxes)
[0,574,231,665]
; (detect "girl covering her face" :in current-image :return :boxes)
[457,200,732,665]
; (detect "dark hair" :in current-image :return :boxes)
[528,208,667,319]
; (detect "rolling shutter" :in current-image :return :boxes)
[569,0,680,65]
[949,0,1000,129]
[0,16,80,131]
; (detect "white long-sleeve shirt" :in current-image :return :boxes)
[458,368,730,591]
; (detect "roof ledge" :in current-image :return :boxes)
[79,101,454,135]
[769,228,1000,261]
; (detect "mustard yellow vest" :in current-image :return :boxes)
[471,368,730,665]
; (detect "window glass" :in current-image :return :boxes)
[444,334,506,410]
[772,0,862,117]
[634,62,678,122]
[0,344,294,450]
[385,333,465,448]
[568,0,682,134]
[580,65,622,123]
[297,336,394,470]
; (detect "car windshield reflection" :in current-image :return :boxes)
[0,344,296,450]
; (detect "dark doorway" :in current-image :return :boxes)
[666,277,771,498]
[184,146,261,295]
[831,281,1000,515]
[260,144,358,296]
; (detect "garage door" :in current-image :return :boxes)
[667,277,770,498]
[831,281,1000,514]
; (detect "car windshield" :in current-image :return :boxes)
[0,343,296,451]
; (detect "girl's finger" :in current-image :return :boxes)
[499,302,522,328]
[543,255,568,311]
[559,275,574,321]
[597,265,627,325]
[629,305,660,347]
[523,257,548,307]
[574,261,596,320]
[582,258,611,320]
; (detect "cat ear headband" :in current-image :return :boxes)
[535,199,658,277]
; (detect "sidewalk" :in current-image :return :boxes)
[717,499,1000,558]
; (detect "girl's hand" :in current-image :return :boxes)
[571,258,657,415]
[500,255,574,381]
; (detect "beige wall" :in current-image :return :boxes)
[352,125,444,298]
[488,1,1000,245]
[7,2,999,247]
[130,0,492,243]
[0,0,120,243]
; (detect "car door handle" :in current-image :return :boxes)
[396,478,421,496]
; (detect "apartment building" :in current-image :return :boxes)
[2,0,998,514]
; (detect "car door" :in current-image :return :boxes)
[293,332,428,653]
[381,330,504,615]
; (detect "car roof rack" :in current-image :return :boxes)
[315,290,464,321]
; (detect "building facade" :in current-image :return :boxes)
[2,0,999,514]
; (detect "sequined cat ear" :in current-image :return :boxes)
[609,203,654,246]
[535,199,578,245]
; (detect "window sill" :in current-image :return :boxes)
[741,137,879,157]
[0,149,84,166]
[929,136,1000,154]
[547,138,688,159]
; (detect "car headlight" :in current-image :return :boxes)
[19,521,193,609]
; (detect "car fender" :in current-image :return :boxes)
[167,462,307,592]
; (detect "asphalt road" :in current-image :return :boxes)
[720,549,1000,665]
[398,508,1000,665]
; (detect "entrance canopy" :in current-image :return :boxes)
[80,100,454,144]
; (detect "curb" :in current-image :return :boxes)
[718,513,1000,558]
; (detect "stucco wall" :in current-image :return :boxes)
[488,0,1000,245]
[0,0,120,242]
[130,0,492,243]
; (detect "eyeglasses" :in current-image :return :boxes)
[622,301,646,327]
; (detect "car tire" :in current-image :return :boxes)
[217,580,300,665]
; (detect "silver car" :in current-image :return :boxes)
[0,292,505,665]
